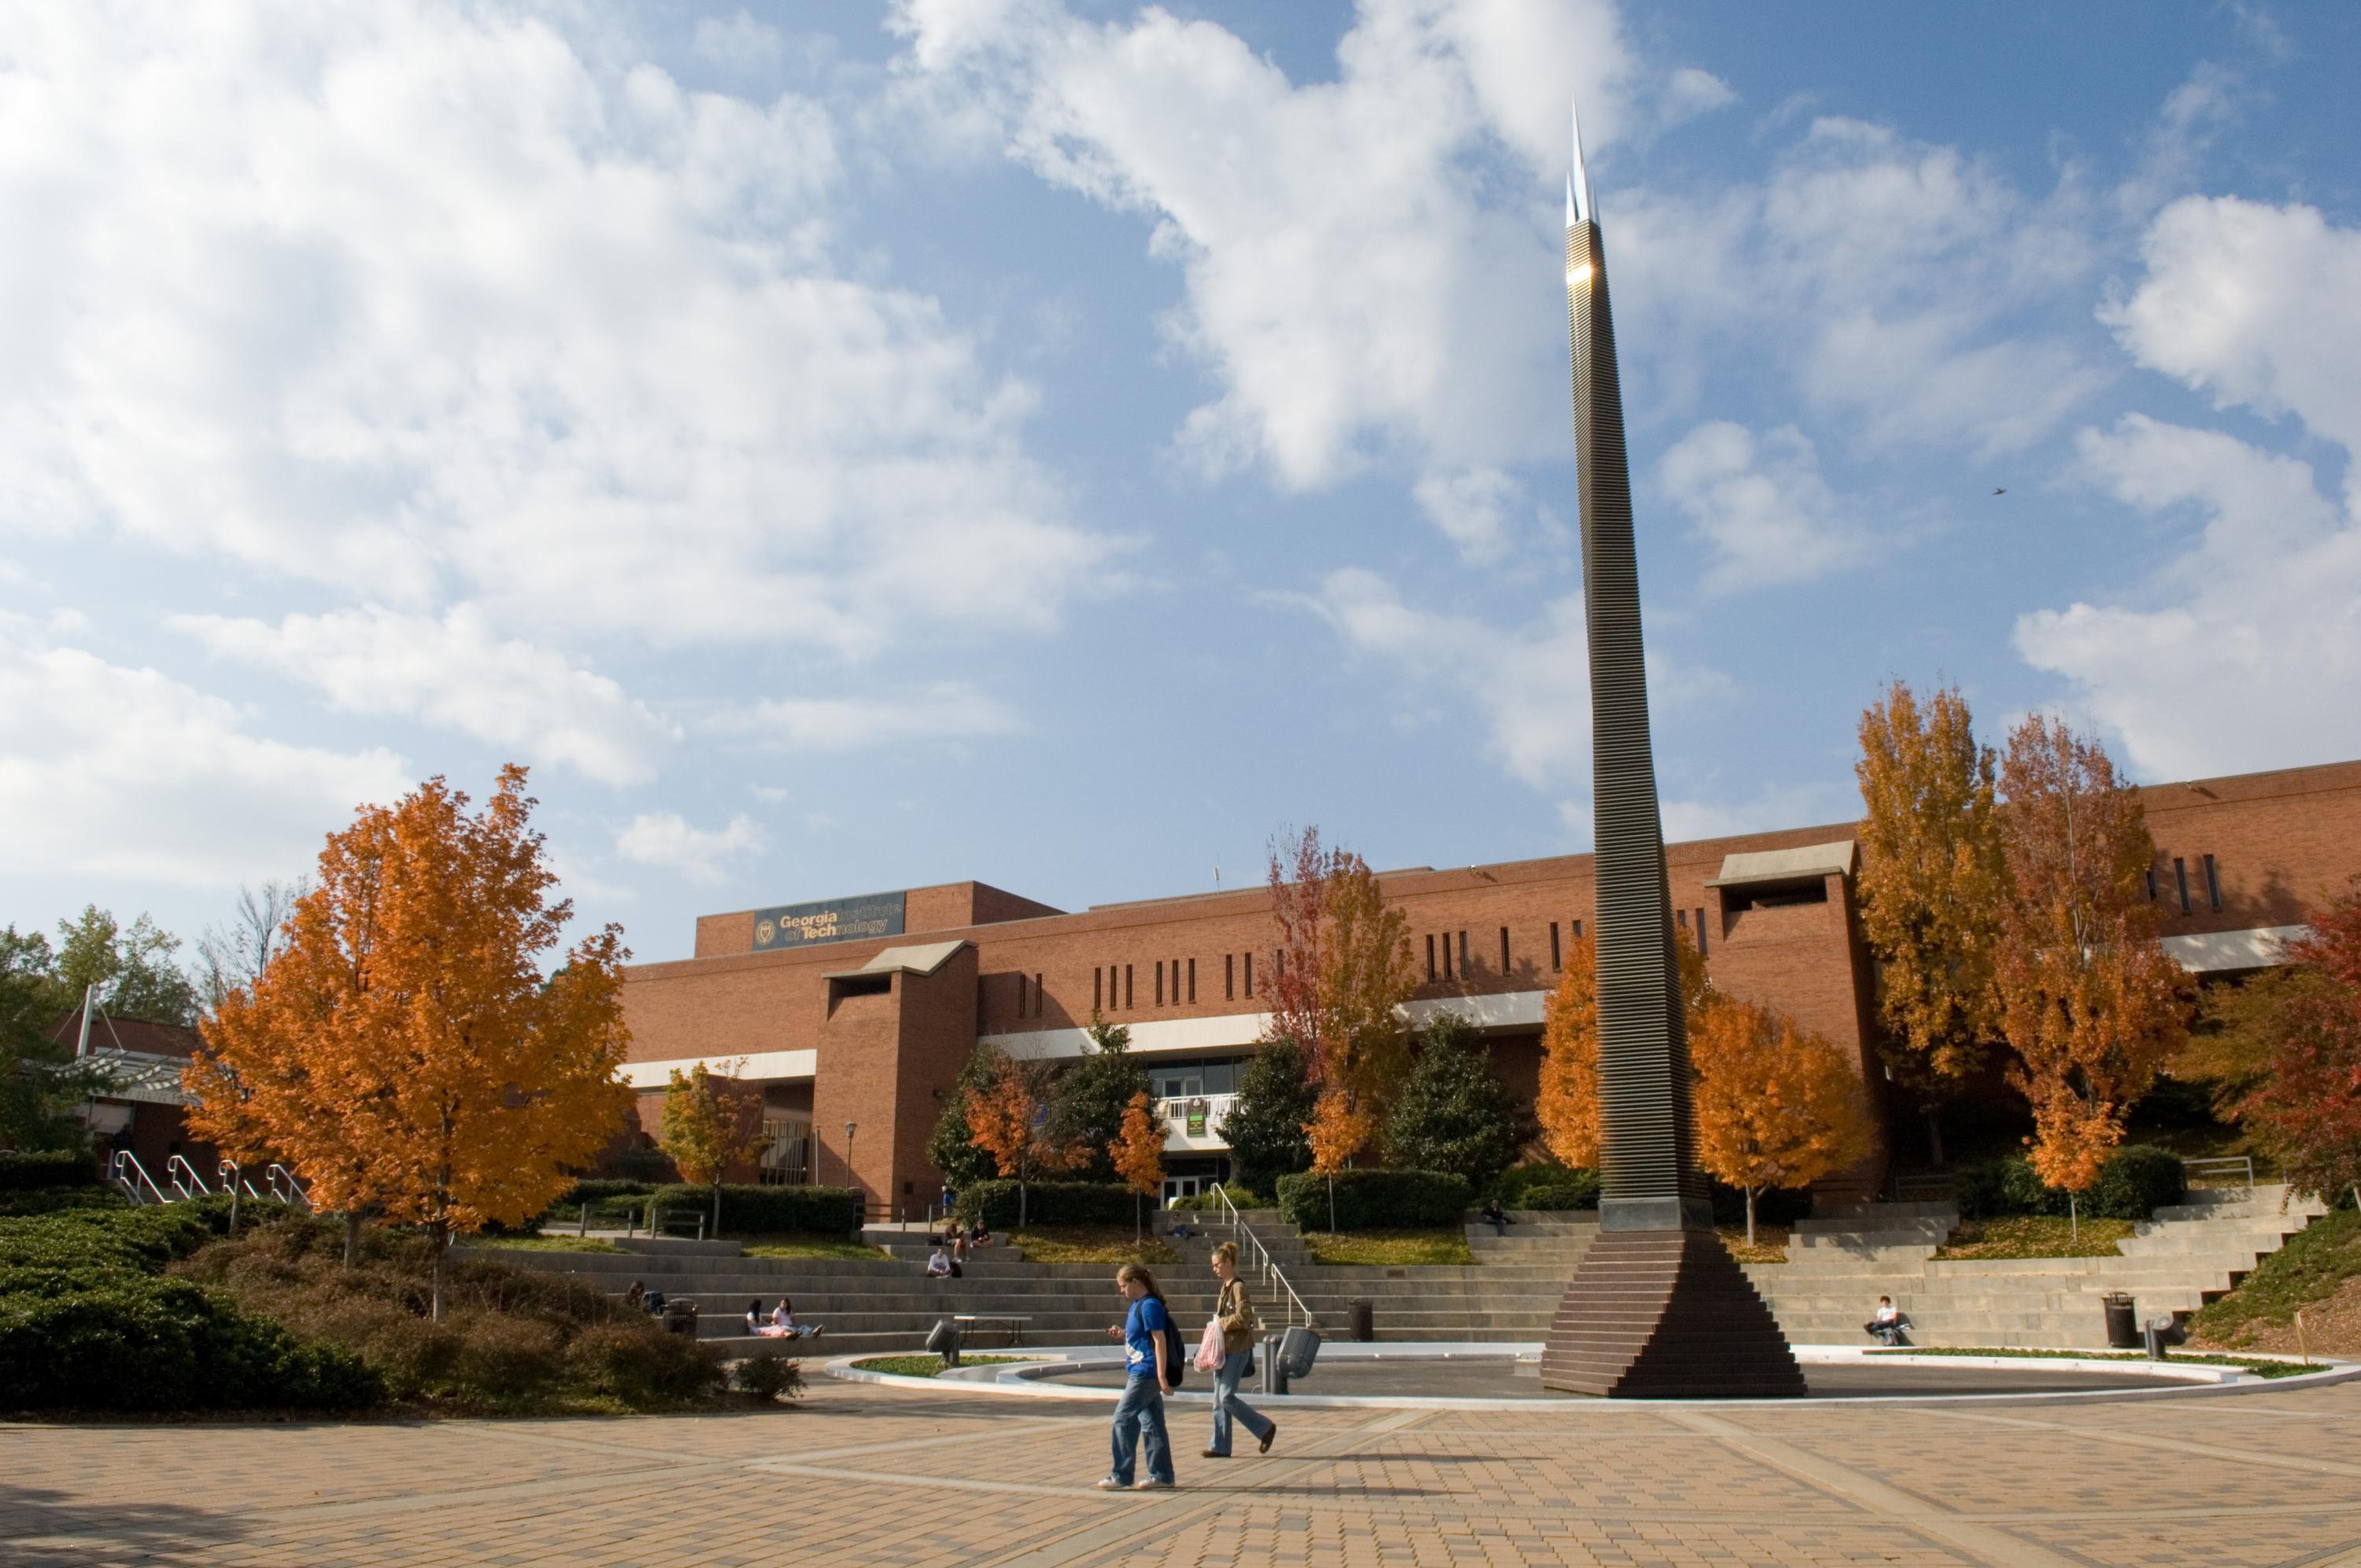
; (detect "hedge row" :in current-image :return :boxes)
[1276,1170,1472,1232]
[645,1183,861,1235]
[1491,1163,1600,1210]
[0,1202,380,1412]
[550,1178,660,1211]
[955,1180,1136,1230]
[1953,1146,2185,1221]
[0,1149,96,1192]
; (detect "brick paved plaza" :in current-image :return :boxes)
[8,1375,2361,1568]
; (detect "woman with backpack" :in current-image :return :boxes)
[1099,1263,1177,1491]
[1202,1241,1277,1458]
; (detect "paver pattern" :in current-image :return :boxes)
[8,1377,2361,1567]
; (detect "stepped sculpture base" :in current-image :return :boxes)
[1539,1227,1807,1398]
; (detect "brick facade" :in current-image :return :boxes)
[620,758,2361,1211]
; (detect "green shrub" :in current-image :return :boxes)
[0,1186,127,1218]
[552,1178,658,1212]
[647,1183,861,1236]
[1492,1162,1598,1207]
[1169,1184,1265,1212]
[1954,1146,2186,1221]
[0,1149,97,1191]
[1518,1178,1602,1212]
[955,1180,1135,1230]
[730,1348,804,1400]
[1275,1170,1471,1232]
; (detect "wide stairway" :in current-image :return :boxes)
[1743,1184,2332,1349]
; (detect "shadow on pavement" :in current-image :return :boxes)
[0,1482,252,1568]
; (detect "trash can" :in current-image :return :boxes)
[925,1317,963,1368]
[2102,1293,2138,1349]
[1347,1299,1375,1342]
[1260,1332,1289,1395]
[662,1298,700,1338]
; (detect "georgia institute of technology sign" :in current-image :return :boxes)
[751,891,907,951]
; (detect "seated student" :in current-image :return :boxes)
[1480,1200,1511,1238]
[966,1222,994,1250]
[745,1299,768,1334]
[926,1245,955,1279]
[1167,1216,1200,1241]
[624,1280,648,1311]
[1864,1296,1909,1346]
[642,1287,667,1315]
[770,1297,823,1339]
[937,1223,968,1260]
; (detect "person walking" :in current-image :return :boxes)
[1203,1241,1276,1459]
[1099,1264,1177,1491]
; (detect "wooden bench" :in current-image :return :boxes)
[951,1313,1032,1347]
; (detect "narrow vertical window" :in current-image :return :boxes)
[2174,858,2190,913]
[1017,972,1028,1018]
[1034,974,1043,1016]
[1426,933,1437,980]
[1155,961,1164,1006]
[1499,926,1510,972]
[1225,954,1235,1000]
[1442,934,1453,980]
[1188,957,1196,1002]
[1676,908,1688,934]
[2204,854,2221,912]
[1572,918,1583,939]
[2146,867,2158,902]
[1550,921,1561,971]
[1458,931,1469,973]
[1243,954,1253,998]
[1695,909,1709,957]
[1094,967,1103,1013]
[1125,965,1133,1009]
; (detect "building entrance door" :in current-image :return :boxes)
[1161,1175,1202,1208]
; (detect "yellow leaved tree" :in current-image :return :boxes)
[1690,998,1875,1244]
[189,767,634,1318]
[660,1060,767,1231]
[1536,927,1713,1171]
[1110,1089,1166,1242]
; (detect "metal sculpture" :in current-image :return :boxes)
[1539,106,1806,1398]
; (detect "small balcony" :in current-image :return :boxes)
[1155,1092,1237,1153]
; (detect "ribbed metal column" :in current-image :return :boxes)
[1565,218,1705,1234]
[1541,155,1804,1398]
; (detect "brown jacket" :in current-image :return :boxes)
[1217,1278,1259,1354]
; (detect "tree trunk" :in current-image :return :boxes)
[1745,1186,1757,1248]
[1019,1176,1028,1230]
[430,1222,449,1322]
[342,1210,363,1268]
[711,1180,722,1239]
[1327,1173,1336,1234]
[1924,1109,1946,1169]
[2068,1190,2078,1241]
[1135,1190,1142,1245]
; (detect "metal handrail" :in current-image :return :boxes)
[110,1150,170,1207]
[265,1164,310,1210]
[217,1160,264,1200]
[165,1154,212,1201]
[2183,1156,2256,1192]
[1212,1184,1314,1329]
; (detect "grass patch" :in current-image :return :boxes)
[850,1354,1033,1378]
[740,1236,893,1261]
[1719,1225,1790,1264]
[467,1235,626,1254]
[2189,1207,2361,1346]
[1934,1216,2135,1260]
[1871,1345,2315,1379]
[1303,1229,1474,1266]
[1006,1228,1177,1266]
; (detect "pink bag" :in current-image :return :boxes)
[1193,1318,1225,1373]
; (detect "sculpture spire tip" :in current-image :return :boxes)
[1568,100,1593,224]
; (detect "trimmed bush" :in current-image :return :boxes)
[1169,1184,1265,1213]
[0,1149,96,1191]
[552,1178,658,1210]
[647,1183,861,1236]
[1275,1170,1471,1232]
[955,1180,1136,1230]
[1518,1177,1602,1212]
[0,1186,127,1219]
[730,1348,805,1400]
[1491,1162,1596,1207]
[1953,1145,2187,1221]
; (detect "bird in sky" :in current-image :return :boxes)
[1993,487,2007,496]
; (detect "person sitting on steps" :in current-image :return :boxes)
[1480,1200,1511,1238]
[1864,1296,1910,1346]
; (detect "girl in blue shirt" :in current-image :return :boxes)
[1099,1264,1177,1490]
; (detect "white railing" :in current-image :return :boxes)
[110,1150,170,1207]
[164,1154,212,1201]
[2183,1156,2256,1193]
[217,1160,264,1200]
[265,1164,310,1210]
[1213,1183,1313,1329]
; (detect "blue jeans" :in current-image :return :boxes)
[1109,1377,1174,1485]
[1209,1348,1273,1455]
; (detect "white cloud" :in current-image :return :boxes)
[1302,567,1724,814]
[890,0,1650,548]
[1412,467,1529,566]
[172,604,680,785]
[709,684,1026,753]
[1655,422,1866,593]
[1657,781,1855,845]
[693,11,786,76]
[0,630,409,887]
[2014,195,2361,780]
[0,2,1114,658]
[615,811,765,885]
[1659,67,1736,125]
[1616,117,2108,455]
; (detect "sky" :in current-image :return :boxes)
[3,1,2359,967]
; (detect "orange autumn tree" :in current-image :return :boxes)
[1691,998,1876,1244]
[1993,716,2190,1199]
[1854,678,2005,1167]
[660,1060,767,1229]
[189,767,633,1318]
[1110,1089,1166,1241]
[1536,927,1713,1171]
[965,1052,1086,1228]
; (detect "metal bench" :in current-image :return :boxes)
[951,1313,1032,1347]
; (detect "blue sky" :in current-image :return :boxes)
[4,1,2358,965]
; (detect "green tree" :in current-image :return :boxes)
[1381,1013,1521,1190]
[927,1044,1006,1190]
[1,925,116,1150]
[659,1061,767,1230]
[1219,1039,1315,1194]
[52,906,200,1028]
[1050,1016,1147,1182]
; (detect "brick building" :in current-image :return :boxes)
[619,758,2361,1215]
